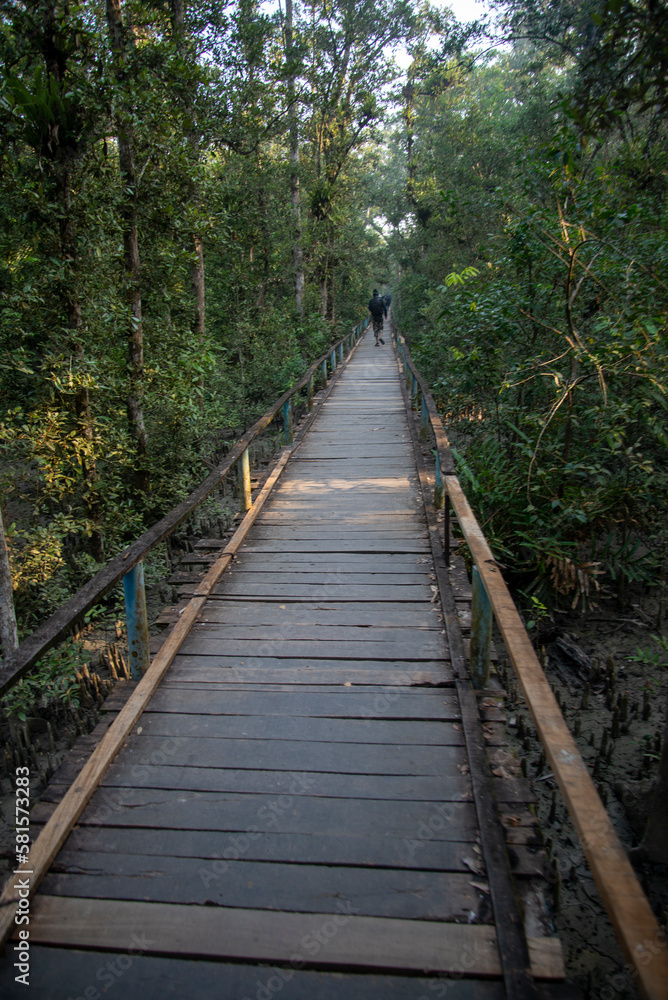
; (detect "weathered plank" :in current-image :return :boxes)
[42,856,487,922]
[36,790,479,837]
[166,655,452,674]
[134,689,459,719]
[176,637,444,659]
[186,622,447,645]
[17,896,565,979]
[52,762,470,800]
[53,824,480,869]
[0,947,510,1000]
[196,601,442,627]
[205,583,435,601]
[163,662,453,685]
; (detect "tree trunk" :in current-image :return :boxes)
[171,0,207,388]
[0,508,19,661]
[44,3,104,557]
[106,0,149,493]
[320,273,328,317]
[285,0,305,315]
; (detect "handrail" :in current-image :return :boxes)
[393,328,668,1000]
[0,319,369,697]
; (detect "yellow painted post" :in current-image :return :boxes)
[239,448,252,511]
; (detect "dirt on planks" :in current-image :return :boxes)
[500,592,668,1000]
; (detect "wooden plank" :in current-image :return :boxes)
[219,571,431,585]
[235,539,429,553]
[0,947,510,1000]
[145,682,454,695]
[187,623,447,644]
[196,601,442,627]
[99,713,464,743]
[41,857,486,922]
[71,736,467,775]
[18,896,565,979]
[35,791,478,837]
[52,824,481,869]
[248,526,426,539]
[167,655,451,673]
[163,662,453,685]
[205,584,435,601]
[176,637,445,659]
[135,689,459,719]
[52,763,470,800]
[231,551,431,567]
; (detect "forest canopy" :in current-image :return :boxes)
[0,0,666,643]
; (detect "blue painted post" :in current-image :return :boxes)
[434,451,444,509]
[122,562,150,679]
[330,349,336,374]
[283,399,293,444]
[420,395,429,441]
[470,566,493,689]
[321,358,328,387]
[338,342,343,363]
[239,448,252,510]
[411,373,418,407]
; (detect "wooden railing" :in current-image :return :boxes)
[394,328,667,1000]
[0,319,369,698]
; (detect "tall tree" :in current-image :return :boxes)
[106,0,149,493]
[285,0,305,315]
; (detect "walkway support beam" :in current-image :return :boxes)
[469,566,492,689]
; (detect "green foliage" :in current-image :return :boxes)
[378,33,668,604]
[1,638,90,720]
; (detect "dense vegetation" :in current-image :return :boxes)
[1,0,666,641]
[386,0,668,615]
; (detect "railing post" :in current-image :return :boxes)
[122,561,150,679]
[470,566,492,689]
[420,395,429,441]
[321,358,328,387]
[238,447,252,511]
[338,342,343,363]
[411,373,418,407]
[434,451,444,509]
[307,374,314,411]
[283,399,293,444]
[444,493,451,565]
[330,349,336,374]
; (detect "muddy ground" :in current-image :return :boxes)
[500,594,668,999]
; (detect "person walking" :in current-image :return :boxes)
[368,289,387,346]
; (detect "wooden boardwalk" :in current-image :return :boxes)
[1,326,566,998]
